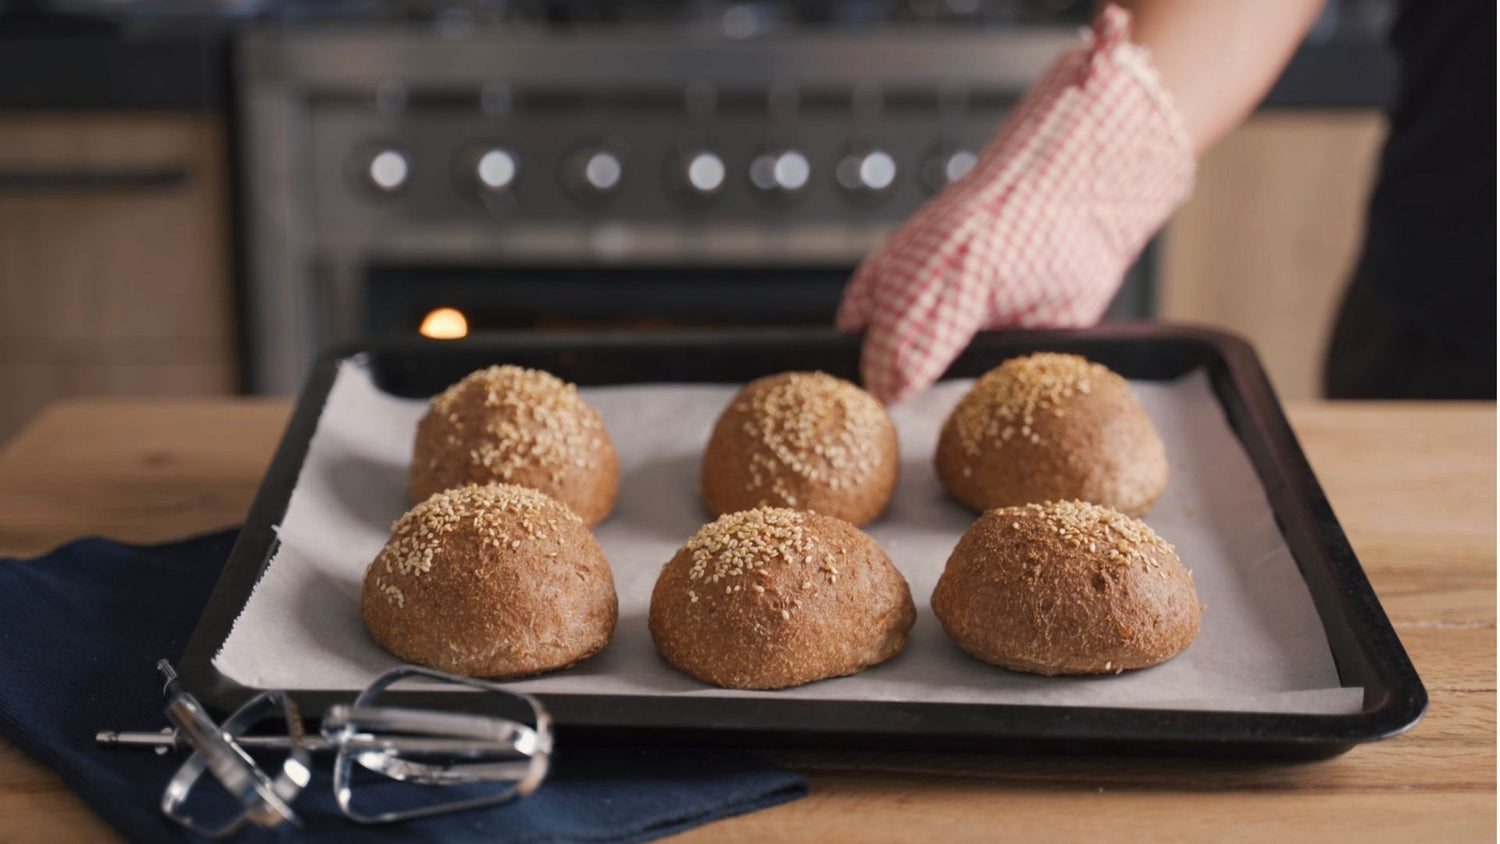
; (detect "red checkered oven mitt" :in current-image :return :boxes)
[835,5,1195,404]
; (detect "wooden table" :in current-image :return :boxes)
[0,399,1493,842]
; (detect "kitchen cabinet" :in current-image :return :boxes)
[1158,112,1388,400]
[0,114,236,440]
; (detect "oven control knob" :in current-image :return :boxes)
[749,149,811,194]
[922,148,978,191]
[364,148,410,193]
[565,147,624,198]
[677,150,727,197]
[835,148,898,194]
[472,147,518,192]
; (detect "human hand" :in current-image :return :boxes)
[836,6,1195,404]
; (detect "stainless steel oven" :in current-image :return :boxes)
[237,2,1162,394]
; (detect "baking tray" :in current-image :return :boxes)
[178,325,1425,758]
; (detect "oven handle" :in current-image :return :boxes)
[0,166,191,193]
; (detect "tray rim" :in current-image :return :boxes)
[177,323,1427,758]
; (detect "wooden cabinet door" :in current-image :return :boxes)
[0,114,236,440]
[1158,112,1387,400]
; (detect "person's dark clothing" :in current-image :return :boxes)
[1325,0,1496,399]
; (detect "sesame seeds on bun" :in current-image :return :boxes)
[649,507,916,690]
[931,500,1201,676]
[410,365,619,524]
[361,482,618,679]
[935,353,1168,516]
[700,372,898,526]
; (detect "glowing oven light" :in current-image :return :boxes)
[419,307,469,339]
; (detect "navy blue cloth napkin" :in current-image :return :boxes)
[0,530,807,842]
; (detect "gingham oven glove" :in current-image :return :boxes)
[835,5,1195,404]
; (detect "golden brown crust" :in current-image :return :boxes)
[409,365,618,525]
[700,372,898,526]
[931,501,1201,676]
[361,483,618,679]
[648,507,916,690]
[935,353,1167,517]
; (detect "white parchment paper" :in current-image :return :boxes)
[214,360,1363,714]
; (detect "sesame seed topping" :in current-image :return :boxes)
[673,507,868,620]
[379,483,580,581]
[726,372,889,504]
[998,500,1174,567]
[375,578,405,608]
[948,354,1119,455]
[685,507,815,584]
[426,365,606,482]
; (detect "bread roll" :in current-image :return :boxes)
[931,500,1201,676]
[410,365,618,524]
[361,483,618,678]
[649,507,915,690]
[700,372,898,526]
[935,353,1167,516]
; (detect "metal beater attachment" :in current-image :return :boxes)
[156,661,312,837]
[322,665,552,824]
[102,661,553,835]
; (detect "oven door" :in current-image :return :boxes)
[361,249,1153,342]
[364,264,851,337]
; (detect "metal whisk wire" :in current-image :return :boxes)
[323,665,552,824]
[136,661,552,835]
[156,661,312,837]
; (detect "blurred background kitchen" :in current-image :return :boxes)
[0,0,1400,439]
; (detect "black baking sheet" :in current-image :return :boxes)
[178,325,1425,758]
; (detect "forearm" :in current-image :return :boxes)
[840,3,1308,401]
[1111,0,1325,152]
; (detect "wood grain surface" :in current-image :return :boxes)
[0,116,238,441]
[1157,112,1387,401]
[0,399,1492,842]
